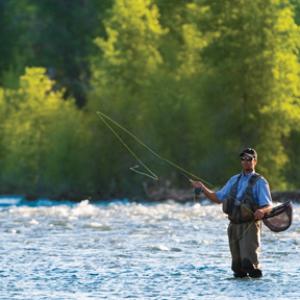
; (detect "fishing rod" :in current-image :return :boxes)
[96,110,293,233]
[96,110,214,187]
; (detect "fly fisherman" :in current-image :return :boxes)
[191,148,272,278]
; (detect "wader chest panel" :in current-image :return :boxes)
[223,173,261,223]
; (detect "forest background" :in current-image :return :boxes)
[0,0,300,200]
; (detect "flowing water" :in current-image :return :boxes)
[0,197,299,300]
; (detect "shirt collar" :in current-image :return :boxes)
[241,170,255,177]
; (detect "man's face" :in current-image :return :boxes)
[241,156,257,172]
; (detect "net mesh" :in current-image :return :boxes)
[263,201,292,232]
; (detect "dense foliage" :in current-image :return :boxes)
[0,0,299,198]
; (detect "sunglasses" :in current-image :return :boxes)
[241,157,253,162]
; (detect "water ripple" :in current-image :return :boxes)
[0,200,299,299]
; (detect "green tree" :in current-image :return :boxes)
[285,0,300,188]
[0,0,113,105]
[0,68,92,197]
[290,0,300,25]
[0,0,37,88]
[193,0,300,188]
[31,0,113,106]
[88,0,167,194]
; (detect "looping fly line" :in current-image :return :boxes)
[96,110,213,186]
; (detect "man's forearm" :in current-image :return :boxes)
[258,205,273,215]
[201,185,222,204]
[191,180,222,204]
[254,205,273,220]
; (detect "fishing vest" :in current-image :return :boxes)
[222,173,262,223]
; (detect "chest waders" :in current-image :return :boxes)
[222,173,263,278]
[222,173,261,223]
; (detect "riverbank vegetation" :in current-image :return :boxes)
[0,0,300,199]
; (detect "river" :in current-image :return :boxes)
[0,197,299,299]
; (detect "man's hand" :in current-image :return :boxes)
[254,209,265,220]
[189,179,203,189]
[189,179,222,204]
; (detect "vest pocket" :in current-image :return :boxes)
[240,203,254,221]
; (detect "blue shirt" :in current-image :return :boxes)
[215,171,272,207]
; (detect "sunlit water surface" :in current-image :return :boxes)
[0,198,299,300]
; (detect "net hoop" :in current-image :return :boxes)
[263,201,292,232]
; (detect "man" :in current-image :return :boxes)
[191,148,272,278]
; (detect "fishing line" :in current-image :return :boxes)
[96,110,269,242]
[96,110,213,186]
[96,111,158,180]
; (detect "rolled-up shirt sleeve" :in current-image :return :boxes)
[254,178,273,207]
[215,176,237,202]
